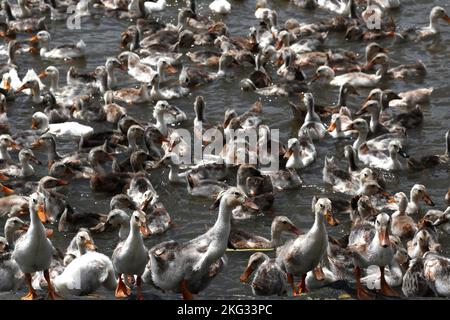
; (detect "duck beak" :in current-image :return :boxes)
[344,123,354,131]
[160,136,170,144]
[140,224,151,237]
[379,227,390,248]
[309,74,320,84]
[28,46,39,54]
[433,215,449,227]
[283,148,293,159]
[29,35,39,43]
[16,84,29,93]
[423,194,435,206]
[242,198,259,211]
[275,54,283,65]
[387,197,397,203]
[30,138,43,148]
[398,148,409,158]
[38,71,48,79]
[45,228,53,237]
[290,224,302,235]
[30,155,41,165]
[20,224,29,232]
[239,265,254,283]
[37,204,48,223]
[1,184,14,194]
[381,47,389,54]
[275,40,283,50]
[325,210,339,226]
[119,63,127,71]
[442,15,450,23]
[355,106,367,116]
[85,240,97,251]
[0,173,9,181]
[4,78,11,91]
[10,142,20,150]
[327,121,337,132]
[166,64,177,74]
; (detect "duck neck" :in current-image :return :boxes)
[290,146,302,168]
[0,144,11,162]
[156,63,166,83]
[7,43,16,65]
[29,206,45,237]
[98,73,108,93]
[106,64,116,88]
[20,157,34,177]
[310,211,325,235]
[270,225,284,248]
[78,244,87,256]
[126,221,143,247]
[346,150,358,172]
[216,59,227,78]
[49,72,59,91]
[369,110,380,133]
[4,2,15,21]
[396,198,407,216]
[4,225,16,249]
[212,200,233,238]
[31,85,43,104]
[445,132,449,156]
[430,12,441,31]
[410,191,421,209]
[40,40,50,55]
[336,86,347,107]
[354,129,367,150]
[46,139,60,163]
[155,112,167,136]
[139,82,149,101]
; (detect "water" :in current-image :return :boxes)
[0,0,449,300]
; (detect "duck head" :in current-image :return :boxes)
[239,252,269,282]
[411,184,434,207]
[210,187,259,211]
[314,197,339,226]
[375,213,391,248]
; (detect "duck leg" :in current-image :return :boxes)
[180,279,193,300]
[379,266,399,297]
[136,276,144,300]
[297,274,309,294]
[286,273,299,296]
[44,270,61,300]
[354,266,374,300]
[127,274,135,285]
[115,273,131,298]
[21,273,38,300]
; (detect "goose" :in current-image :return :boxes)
[239,252,287,296]
[148,188,258,299]
[327,108,355,139]
[229,216,301,249]
[2,2,46,33]
[31,112,94,138]
[276,197,339,295]
[12,193,59,300]
[53,232,116,296]
[0,148,40,178]
[112,210,149,299]
[30,31,86,60]
[209,0,231,14]
[348,213,399,299]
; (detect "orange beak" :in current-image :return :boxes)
[3,79,11,91]
[275,40,283,50]
[1,184,14,194]
[160,136,170,144]
[10,142,20,150]
[283,148,293,159]
[28,46,39,54]
[239,265,254,283]
[31,118,38,129]
[327,121,337,132]
[85,240,97,251]
[325,210,339,226]
[29,35,39,43]
[16,84,29,93]
[0,173,9,181]
[379,228,390,248]
[38,71,48,79]
[387,197,396,203]
[140,225,151,237]
[166,64,177,74]
[45,228,53,237]
[276,55,283,66]
[443,15,450,23]
[423,194,435,206]
[37,204,47,223]
[30,139,43,148]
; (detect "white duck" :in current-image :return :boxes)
[299,93,327,140]
[0,148,40,178]
[390,192,417,239]
[348,213,399,299]
[30,31,86,60]
[414,7,450,42]
[423,251,450,297]
[112,210,149,299]
[276,197,339,295]
[311,65,387,88]
[284,134,316,170]
[53,232,116,296]
[12,193,59,300]
[149,188,258,299]
[31,112,94,138]
[404,184,435,215]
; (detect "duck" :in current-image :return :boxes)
[390,192,418,239]
[407,229,438,259]
[149,188,258,299]
[31,112,94,139]
[285,134,316,169]
[366,53,427,80]
[276,197,339,295]
[209,0,231,14]
[112,210,149,299]
[0,134,20,165]
[428,207,450,235]
[407,129,450,170]
[0,148,40,178]
[422,251,450,297]
[149,73,189,101]
[179,53,236,87]
[389,88,434,109]
[311,64,387,88]
[30,30,86,60]
[348,213,399,299]
[143,0,166,15]
[186,173,229,198]
[358,139,408,171]
[0,235,24,291]
[91,209,131,241]
[62,229,97,266]
[239,252,287,296]
[316,0,355,15]
[406,6,450,42]
[355,100,391,135]
[53,232,117,296]
[276,49,306,82]
[0,40,22,74]
[402,257,429,297]
[299,93,327,140]
[404,184,435,215]
[327,108,355,139]
[11,193,59,300]
[102,91,127,124]
[229,216,301,249]
[2,2,46,33]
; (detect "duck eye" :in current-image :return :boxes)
[320,204,324,208]
[80,236,85,240]
[234,192,240,196]
[134,216,139,221]
[282,221,287,224]
[376,220,380,225]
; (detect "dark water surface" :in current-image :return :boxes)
[1,0,449,300]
